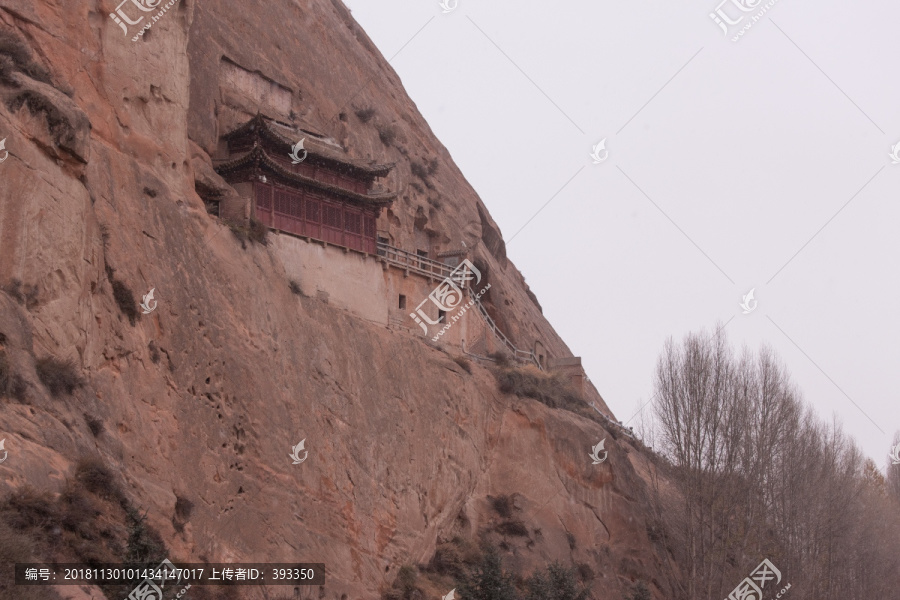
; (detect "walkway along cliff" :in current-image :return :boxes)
[0,2,680,599]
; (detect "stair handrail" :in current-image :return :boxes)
[468,286,542,369]
[376,241,454,279]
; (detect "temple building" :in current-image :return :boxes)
[210,114,484,348]
[214,114,395,254]
[192,58,607,408]
[207,115,620,402]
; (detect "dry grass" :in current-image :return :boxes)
[74,456,125,504]
[84,413,104,436]
[378,124,398,147]
[487,351,510,367]
[429,536,482,578]
[111,279,139,324]
[0,350,27,401]
[355,107,376,123]
[172,495,194,533]
[490,494,513,519]
[35,356,82,397]
[495,519,530,537]
[494,365,583,412]
[452,356,472,374]
[148,340,161,364]
[411,159,439,190]
[248,217,269,245]
[2,279,39,308]
[229,218,269,248]
[0,28,52,85]
[0,453,169,598]
[105,266,139,325]
[0,520,62,600]
[383,564,423,600]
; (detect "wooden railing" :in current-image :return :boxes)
[378,240,540,370]
[376,241,453,279]
[469,288,542,370]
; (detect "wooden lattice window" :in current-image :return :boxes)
[275,190,291,214]
[344,211,361,234]
[324,203,341,229]
[306,199,320,223]
[256,184,272,209]
[364,215,376,239]
[289,193,303,218]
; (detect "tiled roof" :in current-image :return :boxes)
[221,114,393,177]
[214,143,396,206]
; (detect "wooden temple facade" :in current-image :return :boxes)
[214,115,395,254]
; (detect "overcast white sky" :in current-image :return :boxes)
[340,0,899,467]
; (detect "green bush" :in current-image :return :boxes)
[526,563,590,600]
[431,536,481,578]
[623,581,652,600]
[125,507,166,564]
[458,548,517,600]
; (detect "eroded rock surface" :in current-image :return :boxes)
[0,2,676,599]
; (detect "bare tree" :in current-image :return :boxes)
[651,327,900,600]
[887,430,900,503]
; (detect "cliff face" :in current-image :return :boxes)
[0,1,675,599]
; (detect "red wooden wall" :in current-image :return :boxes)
[253,183,377,254]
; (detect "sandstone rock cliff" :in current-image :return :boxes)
[0,2,677,599]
